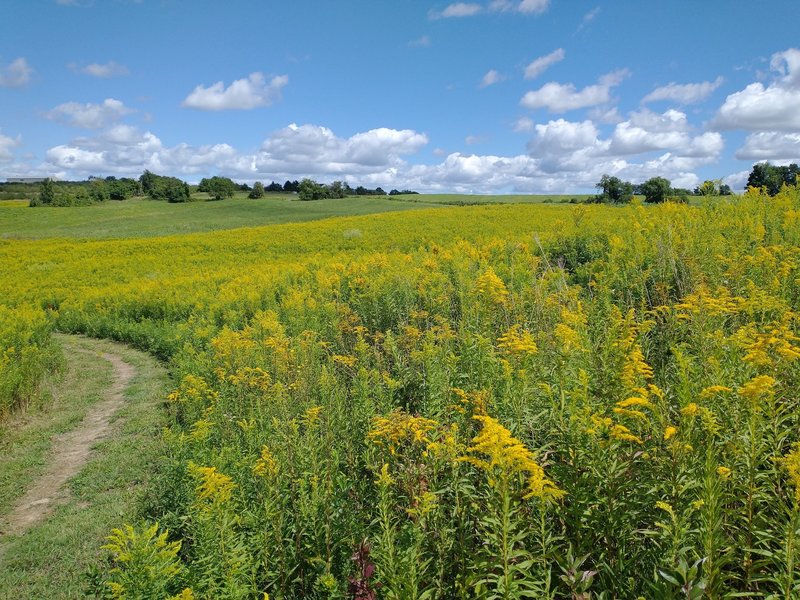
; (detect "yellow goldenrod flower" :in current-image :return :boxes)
[497,325,538,357]
[367,410,438,454]
[189,462,235,506]
[681,403,700,417]
[253,445,279,478]
[699,385,733,399]
[664,426,678,441]
[462,414,564,500]
[475,268,509,306]
[717,466,732,480]
[609,424,643,444]
[375,463,394,488]
[655,500,675,518]
[616,396,654,410]
[782,443,800,504]
[738,375,776,402]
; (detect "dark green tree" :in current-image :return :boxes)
[595,175,634,203]
[203,176,236,200]
[38,178,56,205]
[249,181,265,199]
[746,162,799,195]
[640,176,672,203]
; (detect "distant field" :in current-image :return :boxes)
[0,193,445,239]
[388,193,593,205]
[0,191,593,240]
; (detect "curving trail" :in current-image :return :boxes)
[1,350,136,537]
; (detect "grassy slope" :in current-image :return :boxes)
[0,191,598,240]
[0,194,444,240]
[0,335,169,598]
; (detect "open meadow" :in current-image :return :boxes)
[2,189,800,598]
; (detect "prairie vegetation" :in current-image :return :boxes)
[2,187,800,597]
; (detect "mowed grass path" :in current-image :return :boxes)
[0,335,169,598]
[0,193,444,240]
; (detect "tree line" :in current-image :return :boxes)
[24,161,797,207]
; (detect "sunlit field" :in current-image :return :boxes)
[2,189,800,597]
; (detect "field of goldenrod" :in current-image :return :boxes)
[2,189,800,597]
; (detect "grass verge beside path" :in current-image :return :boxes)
[0,334,169,598]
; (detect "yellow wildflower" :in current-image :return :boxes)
[609,424,643,444]
[253,445,279,478]
[367,410,438,454]
[782,443,800,504]
[717,466,731,480]
[332,354,357,368]
[375,463,394,488]
[664,426,678,441]
[302,405,323,427]
[497,325,538,357]
[738,375,776,402]
[655,501,675,518]
[699,385,733,399]
[616,396,654,410]
[189,463,235,506]
[681,403,700,417]
[475,268,509,306]
[462,415,564,500]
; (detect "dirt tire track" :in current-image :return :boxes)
[1,350,135,537]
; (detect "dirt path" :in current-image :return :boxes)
[1,350,136,537]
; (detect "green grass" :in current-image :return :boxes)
[0,335,169,598]
[0,192,594,240]
[0,193,444,239]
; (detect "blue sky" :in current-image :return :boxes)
[1,0,799,193]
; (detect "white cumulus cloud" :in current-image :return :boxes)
[0,130,22,162]
[735,131,800,162]
[182,72,288,111]
[69,61,129,78]
[479,69,505,88]
[46,98,134,129]
[429,3,482,19]
[642,77,723,104]
[524,48,564,80]
[713,48,800,131]
[521,69,629,113]
[0,57,33,88]
[256,124,428,174]
[489,0,549,14]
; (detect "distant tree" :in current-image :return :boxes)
[87,179,109,203]
[238,182,251,192]
[203,176,237,200]
[719,183,732,196]
[595,174,633,203]
[640,176,672,203]
[38,178,56,205]
[329,180,347,199]
[249,181,265,199]
[145,172,190,202]
[107,177,141,200]
[746,162,799,195]
[375,187,386,196]
[266,181,284,192]
[139,170,158,196]
[298,178,327,201]
[695,180,718,196]
[283,180,300,193]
